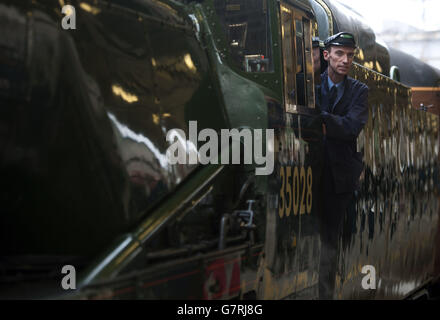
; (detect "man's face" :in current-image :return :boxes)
[323,46,355,76]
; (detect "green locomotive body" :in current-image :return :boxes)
[0,0,439,299]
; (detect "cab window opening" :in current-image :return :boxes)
[280,3,315,110]
[281,5,295,108]
[295,18,307,106]
[214,0,273,73]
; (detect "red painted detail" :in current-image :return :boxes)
[229,261,241,296]
[204,258,227,300]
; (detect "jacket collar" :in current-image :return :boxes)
[321,69,349,88]
[320,69,352,113]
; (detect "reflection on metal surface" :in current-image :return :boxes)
[334,63,440,299]
[262,60,439,299]
[79,2,101,15]
[1,0,440,301]
[357,48,365,60]
[183,53,197,73]
[375,61,382,73]
[114,241,141,267]
[188,13,201,43]
[111,85,139,104]
[151,0,178,16]
[314,0,334,36]
[363,61,374,69]
[108,112,168,169]
[281,6,291,14]
[152,114,159,125]
[153,55,201,82]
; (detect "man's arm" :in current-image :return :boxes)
[321,86,368,141]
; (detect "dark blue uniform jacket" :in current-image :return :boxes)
[319,70,369,194]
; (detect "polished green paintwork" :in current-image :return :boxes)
[1,0,440,300]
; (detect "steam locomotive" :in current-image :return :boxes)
[1,0,439,299]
